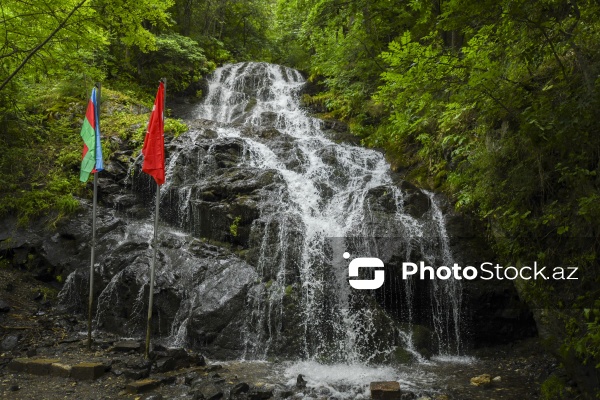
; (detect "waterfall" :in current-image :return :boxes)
[58,62,464,364]
[167,62,463,360]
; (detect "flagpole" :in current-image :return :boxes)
[87,82,101,350]
[145,78,165,359]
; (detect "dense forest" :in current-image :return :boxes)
[1,0,600,398]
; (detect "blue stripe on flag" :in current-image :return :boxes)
[92,87,104,172]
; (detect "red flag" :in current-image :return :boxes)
[142,82,165,185]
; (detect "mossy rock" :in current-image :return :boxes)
[391,346,417,365]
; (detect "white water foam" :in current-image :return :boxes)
[282,361,436,399]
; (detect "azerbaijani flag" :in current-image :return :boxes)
[79,87,104,182]
[142,82,165,186]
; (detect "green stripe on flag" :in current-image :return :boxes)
[80,118,96,182]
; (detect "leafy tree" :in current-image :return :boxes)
[136,33,213,93]
[170,0,276,62]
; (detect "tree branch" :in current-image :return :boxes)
[0,0,88,92]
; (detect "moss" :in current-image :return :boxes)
[540,375,567,400]
[229,216,242,237]
[391,346,415,365]
[36,286,58,302]
[244,97,257,112]
[285,285,293,297]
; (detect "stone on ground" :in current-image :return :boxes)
[470,374,492,386]
[71,362,106,380]
[126,378,160,394]
[370,381,401,400]
[51,362,72,378]
[112,340,142,353]
[26,359,60,375]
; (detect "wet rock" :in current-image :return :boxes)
[8,358,29,372]
[160,347,205,368]
[397,180,431,219]
[141,394,164,400]
[126,378,160,394]
[71,362,106,380]
[258,111,279,127]
[154,374,177,385]
[370,381,401,400]
[113,340,143,353]
[407,324,436,360]
[470,374,491,386]
[51,362,72,378]
[122,358,152,379]
[185,372,199,385]
[296,375,306,389]
[1,335,19,351]
[278,389,295,398]
[186,262,258,359]
[0,298,10,312]
[248,386,274,400]
[317,386,330,395]
[232,382,250,395]
[197,383,224,400]
[191,377,206,389]
[26,358,60,375]
[154,357,176,373]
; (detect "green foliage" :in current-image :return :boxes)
[540,375,567,400]
[137,33,214,93]
[0,82,88,223]
[94,0,174,52]
[564,304,600,372]
[285,285,293,297]
[171,0,276,62]
[373,0,600,388]
[103,111,149,146]
[274,0,414,134]
[165,119,188,138]
[37,286,58,302]
[229,216,242,237]
[0,74,179,223]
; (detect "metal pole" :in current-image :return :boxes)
[145,79,165,359]
[87,83,100,350]
[144,183,160,358]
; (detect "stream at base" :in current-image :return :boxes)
[199,341,548,400]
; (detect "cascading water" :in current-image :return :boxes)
[162,62,464,360]
[58,62,465,373]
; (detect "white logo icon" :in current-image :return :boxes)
[345,252,385,290]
